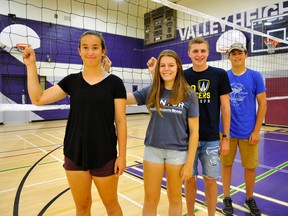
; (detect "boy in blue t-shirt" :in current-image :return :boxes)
[220,43,267,216]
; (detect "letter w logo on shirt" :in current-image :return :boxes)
[198,79,210,93]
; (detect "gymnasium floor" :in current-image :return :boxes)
[0,114,287,215]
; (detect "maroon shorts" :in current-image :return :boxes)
[63,157,116,177]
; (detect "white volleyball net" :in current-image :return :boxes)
[1,0,287,125]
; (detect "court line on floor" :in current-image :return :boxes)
[126,164,223,215]
[234,158,288,174]
[123,172,213,216]
[0,150,45,158]
[0,125,66,134]
[16,135,63,162]
[263,137,288,143]
[0,176,67,194]
[0,144,62,154]
[13,145,62,216]
[0,160,58,174]
[218,160,288,207]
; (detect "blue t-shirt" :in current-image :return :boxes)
[133,86,199,151]
[220,68,266,139]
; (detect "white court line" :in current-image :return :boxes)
[128,165,278,215]
[43,132,65,141]
[32,133,62,145]
[16,135,63,163]
[15,129,283,215]
[9,134,149,213]
[0,177,67,194]
[195,175,288,207]
[127,152,143,161]
[126,167,212,214]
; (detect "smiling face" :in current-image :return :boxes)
[229,49,247,67]
[159,56,178,88]
[78,34,106,67]
[188,42,209,71]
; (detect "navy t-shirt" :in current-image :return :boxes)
[184,66,232,141]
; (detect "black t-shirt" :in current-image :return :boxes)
[184,66,232,141]
[58,72,126,169]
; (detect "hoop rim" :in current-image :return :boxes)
[16,43,31,49]
[218,46,229,53]
[264,38,279,47]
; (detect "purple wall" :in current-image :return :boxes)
[1,1,287,121]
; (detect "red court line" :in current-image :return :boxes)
[0,150,52,159]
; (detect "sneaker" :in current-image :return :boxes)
[244,197,261,216]
[222,197,234,216]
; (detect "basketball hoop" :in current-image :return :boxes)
[16,43,31,52]
[264,38,279,54]
[218,46,229,60]
[218,46,229,54]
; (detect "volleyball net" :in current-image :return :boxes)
[0,0,287,126]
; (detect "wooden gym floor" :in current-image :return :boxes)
[0,114,287,215]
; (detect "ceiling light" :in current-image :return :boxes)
[264,21,272,26]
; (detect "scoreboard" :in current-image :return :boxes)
[144,6,177,45]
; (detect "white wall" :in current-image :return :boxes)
[179,0,285,18]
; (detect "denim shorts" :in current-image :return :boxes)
[143,145,187,165]
[192,140,220,178]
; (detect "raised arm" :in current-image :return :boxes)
[102,55,112,72]
[22,47,67,105]
[146,57,157,78]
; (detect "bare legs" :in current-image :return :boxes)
[203,176,218,216]
[65,170,122,216]
[185,176,218,216]
[184,177,197,216]
[245,168,256,199]
[222,163,257,199]
[221,164,233,197]
[142,160,184,216]
[66,171,93,216]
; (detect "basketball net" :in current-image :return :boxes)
[264,38,279,54]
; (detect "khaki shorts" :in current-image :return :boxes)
[220,134,258,169]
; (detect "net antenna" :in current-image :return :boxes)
[264,38,279,54]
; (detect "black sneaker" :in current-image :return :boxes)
[244,197,261,216]
[222,197,234,216]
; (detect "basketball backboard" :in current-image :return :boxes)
[251,13,288,53]
[216,29,247,59]
[0,24,40,52]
